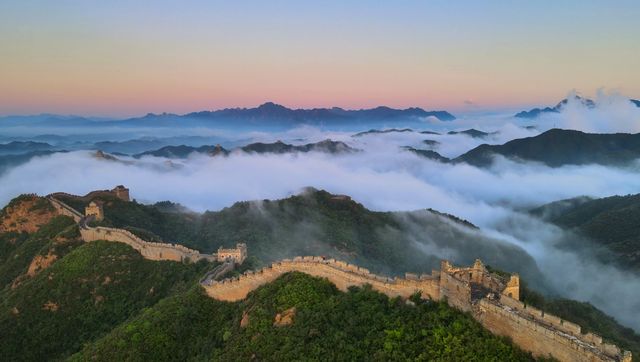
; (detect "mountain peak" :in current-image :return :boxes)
[257,102,289,111]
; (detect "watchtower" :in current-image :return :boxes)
[216,243,248,264]
[85,201,104,221]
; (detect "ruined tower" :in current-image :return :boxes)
[111,185,130,201]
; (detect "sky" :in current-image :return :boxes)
[1,0,639,117]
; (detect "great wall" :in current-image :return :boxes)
[46,186,246,264]
[44,186,631,362]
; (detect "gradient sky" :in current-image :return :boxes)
[1,1,639,117]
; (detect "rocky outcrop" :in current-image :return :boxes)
[0,195,57,233]
[273,307,296,327]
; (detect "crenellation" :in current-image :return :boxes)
[585,333,604,345]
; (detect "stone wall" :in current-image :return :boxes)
[48,196,216,263]
[48,197,83,222]
[80,226,216,263]
[438,268,473,312]
[48,185,129,203]
[203,256,441,302]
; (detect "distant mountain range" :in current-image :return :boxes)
[352,128,418,137]
[0,150,61,175]
[353,128,497,138]
[178,102,456,122]
[0,141,56,155]
[117,103,455,128]
[0,103,455,128]
[134,139,357,158]
[515,97,640,119]
[515,96,596,118]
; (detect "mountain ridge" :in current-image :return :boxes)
[133,139,357,158]
[454,128,640,167]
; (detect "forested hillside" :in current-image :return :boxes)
[532,193,640,269]
[72,273,537,361]
[57,189,539,280]
[0,197,210,360]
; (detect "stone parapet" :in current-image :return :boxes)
[204,256,440,302]
[80,226,216,262]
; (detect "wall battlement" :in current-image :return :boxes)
[203,256,441,302]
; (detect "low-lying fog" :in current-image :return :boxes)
[1,93,640,331]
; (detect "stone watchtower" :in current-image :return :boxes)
[503,274,520,300]
[111,185,130,201]
[85,201,104,221]
[216,243,248,264]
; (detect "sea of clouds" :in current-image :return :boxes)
[1,93,640,330]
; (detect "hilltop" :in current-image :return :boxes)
[447,129,493,138]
